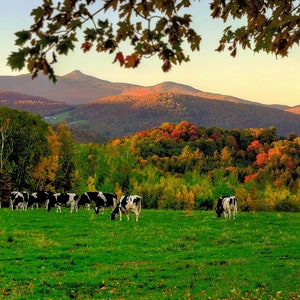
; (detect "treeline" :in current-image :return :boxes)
[1,108,299,211]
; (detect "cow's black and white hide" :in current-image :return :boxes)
[78,192,117,214]
[94,192,117,214]
[110,195,142,221]
[215,196,237,219]
[48,193,79,213]
[10,191,29,210]
[28,191,49,209]
[78,192,93,210]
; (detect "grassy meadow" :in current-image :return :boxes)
[0,208,299,299]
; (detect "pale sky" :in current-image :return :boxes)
[1,1,300,107]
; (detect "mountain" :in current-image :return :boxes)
[0,71,299,140]
[0,70,140,105]
[1,70,298,111]
[71,93,300,138]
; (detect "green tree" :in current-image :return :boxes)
[0,107,49,190]
[7,0,300,82]
[55,122,76,192]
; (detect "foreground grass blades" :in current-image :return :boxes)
[0,209,299,299]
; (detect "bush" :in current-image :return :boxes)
[274,197,300,212]
[195,197,214,210]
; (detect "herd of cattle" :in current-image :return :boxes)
[9,191,143,221]
[8,191,237,220]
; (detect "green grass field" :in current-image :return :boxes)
[0,209,299,299]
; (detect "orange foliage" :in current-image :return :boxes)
[244,173,258,183]
[247,140,264,152]
[254,152,268,167]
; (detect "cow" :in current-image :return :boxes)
[78,192,117,214]
[47,193,79,213]
[10,191,29,210]
[28,191,49,209]
[215,196,237,219]
[110,195,142,222]
[94,192,117,215]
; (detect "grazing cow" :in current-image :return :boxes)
[10,191,29,210]
[78,192,117,214]
[48,193,79,213]
[28,191,49,209]
[110,195,142,222]
[95,192,117,214]
[215,196,237,219]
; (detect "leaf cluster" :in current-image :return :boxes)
[211,0,300,57]
[7,0,201,81]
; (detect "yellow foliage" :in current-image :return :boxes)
[87,176,96,192]
[114,182,123,202]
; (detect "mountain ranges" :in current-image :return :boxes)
[0,70,299,142]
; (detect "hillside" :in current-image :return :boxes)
[286,105,300,115]
[0,90,71,116]
[72,93,300,138]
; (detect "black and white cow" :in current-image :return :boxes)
[10,191,29,210]
[78,192,117,214]
[110,195,142,222]
[28,191,49,209]
[215,196,237,219]
[48,193,79,213]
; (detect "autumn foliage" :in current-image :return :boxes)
[1,108,299,212]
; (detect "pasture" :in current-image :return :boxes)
[0,209,299,299]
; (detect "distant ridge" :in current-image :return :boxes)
[0,89,71,115]
[0,70,298,110]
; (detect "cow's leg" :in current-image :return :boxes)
[119,211,123,221]
[233,209,236,219]
[126,213,130,221]
[135,212,139,222]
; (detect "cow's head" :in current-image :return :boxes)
[215,207,223,218]
[110,206,119,220]
[215,197,224,218]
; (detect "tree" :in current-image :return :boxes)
[0,107,49,190]
[55,122,77,192]
[0,119,11,171]
[7,0,300,82]
[31,126,61,191]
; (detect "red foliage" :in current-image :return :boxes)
[244,173,258,183]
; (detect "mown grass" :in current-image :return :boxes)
[0,209,299,299]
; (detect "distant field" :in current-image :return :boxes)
[0,209,299,299]
[44,111,85,126]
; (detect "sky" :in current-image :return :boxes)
[0,1,299,107]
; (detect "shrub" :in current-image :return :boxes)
[274,197,300,212]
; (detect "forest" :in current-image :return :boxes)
[0,107,299,212]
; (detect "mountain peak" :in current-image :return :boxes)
[63,70,84,77]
